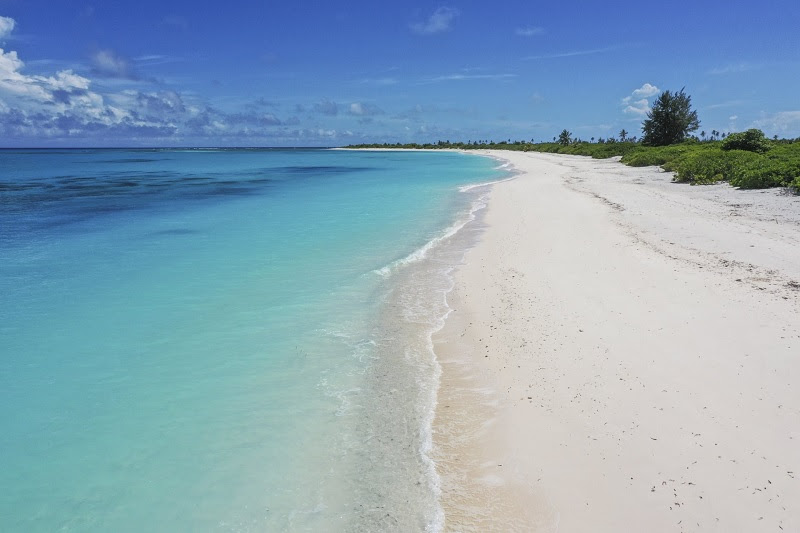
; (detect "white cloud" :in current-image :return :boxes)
[0,16,15,39]
[729,115,738,121]
[0,37,328,143]
[621,83,659,115]
[631,83,659,99]
[411,7,459,35]
[0,45,175,139]
[0,48,91,103]
[623,98,650,115]
[516,26,545,37]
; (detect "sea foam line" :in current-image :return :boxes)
[373,195,488,278]
[458,175,516,192]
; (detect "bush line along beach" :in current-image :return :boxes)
[349,90,800,194]
[350,133,800,193]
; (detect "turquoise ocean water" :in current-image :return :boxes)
[0,148,508,531]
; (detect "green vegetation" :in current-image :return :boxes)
[721,128,771,153]
[347,132,800,193]
[641,88,700,146]
[346,86,797,194]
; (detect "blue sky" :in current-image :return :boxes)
[1,0,798,146]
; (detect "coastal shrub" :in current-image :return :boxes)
[790,176,800,194]
[586,142,638,159]
[621,145,691,167]
[673,149,761,184]
[727,157,800,189]
[672,149,728,184]
[721,129,771,153]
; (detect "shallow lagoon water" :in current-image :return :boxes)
[0,148,507,531]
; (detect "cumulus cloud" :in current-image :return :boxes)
[111,89,187,119]
[1,48,95,107]
[623,98,650,115]
[621,83,660,115]
[0,15,15,39]
[0,47,167,140]
[411,7,459,35]
[631,83,659,99]
[516,26,545,37]
[0,36,330,144]
[0,44,304,143]
[348,102,384,116]
[313,98,338,116]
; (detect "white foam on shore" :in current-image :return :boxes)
[420,300,454,533]
[373,194,489,278]
[459,175,515,192]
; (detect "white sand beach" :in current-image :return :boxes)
[433,151,800,531]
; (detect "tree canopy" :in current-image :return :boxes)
[641,88,700,146]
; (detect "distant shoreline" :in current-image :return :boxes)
[344,138,800,194]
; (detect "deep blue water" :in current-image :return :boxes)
[0,148,507,531]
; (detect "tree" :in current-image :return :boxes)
[619,129,628,142]
[558,129,572,146]
[641,88,700,146]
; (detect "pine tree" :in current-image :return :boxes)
[641,88,700,146]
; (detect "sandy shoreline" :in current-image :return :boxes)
[432,151,800,531]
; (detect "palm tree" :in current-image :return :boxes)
[701,130,706,141]
[619,129,628,142]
